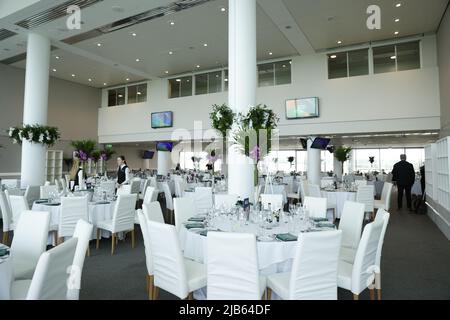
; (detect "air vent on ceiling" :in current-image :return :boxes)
[0,29,17,41]
[62,0,217,44]
[15,0,104,30]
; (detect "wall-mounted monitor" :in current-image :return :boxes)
[151,111,173,129]
[142,150,155,159]
[286,97,319,119]
[156,142,173,152]
[310,137,331,150]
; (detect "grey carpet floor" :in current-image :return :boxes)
[2,191,450,300]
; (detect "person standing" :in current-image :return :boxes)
[392,154,415,211]
[116,156,130,190]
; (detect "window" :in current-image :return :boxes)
[352,148,424,173]
[127,84,147,104]
[179,151,222,172]
[257,60,292,87]
[195,71,222,95]
[373,41,420,74]
[108,87,126,107]
[169,76,192,98]
[328,49,369,79]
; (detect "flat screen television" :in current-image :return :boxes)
[310,137,331,150]
[156,142,173,152]
[151,111,173,129]
[143,150,155,159]
[286,97,319,119]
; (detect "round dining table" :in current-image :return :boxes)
[321,189,357,219]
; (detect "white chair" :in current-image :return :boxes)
[58,196,89,240]
[95,194,136,255]
[139,179,149,200]
[100,181,116,198]
[308,184,322,198]
[0,190,14,244]
[142,201,165,224]
[339,201,365,264]
[374,182,393,212]
[147,221,206,300]
[214,194,238,210]
[1,179,19,188]
[254,185,263,204]
[67,220,93,300]
[161,182,174,223]
[149,176,157,188]
[267,230,343,300]
[299,179,309,203]
[303,196,327,219]
[24,185,40,208]
[11,238,78,300]
[55,179,63,192]
[40,185,59,199]
[356,185,375,220]
[130,179,141,195]
[287,184,301,204]
[370,209,390,300]
[174,197,196,233]
[194,187,213,213]
[260,194,283,211]
[117,185,132,195]
[9,195,29,226]
[10,211,50,280]
[137,210,155,299]
[207,232,266,300]
[44,181,51,186]
[337,218,384,300]
[59,178,67,191]
[174,178,185,198]
[143,186,158,205]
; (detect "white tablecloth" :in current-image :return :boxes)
[262,184,288,204]
[321,190,357,219]
[0,245,12,300]
[32,201,117,244]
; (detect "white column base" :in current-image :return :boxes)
[21,141,46,187]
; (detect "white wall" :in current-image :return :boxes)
[438,6,450,138]
[0,63,101,176]
[98,35,441,144]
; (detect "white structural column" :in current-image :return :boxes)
[333,149,343,180]
[157,151,171,176]
[21,33,51,188]
[307,137,321,187]
[227,0,257,201]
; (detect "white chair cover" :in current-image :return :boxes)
[10,211,50,280]
[9,195,30,226]
[99,181,116,198]
[194,187,213,213]
[356,185,375,213]
[111,195,136,233]
[308,184,322,198]
[40,185,59,199]
[207,232,265,300]
[67,220,93,300]
[142,201,165,224]
[375,182,393,211]
[11,238,78,300]
[174,197,196,232]
[260,194,283,210]
[339,201,365,263]
[161,182,173,211]
[24,186,40,208]
[0,190,14,232]
[143,186,158,205]
[55,179,63,192]
[130,179,141,194]
[137,210,153,277]
[117,185,132,195]
[303,197,327,219]
[58,196,89,238]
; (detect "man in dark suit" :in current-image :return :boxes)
[392,154,416,211]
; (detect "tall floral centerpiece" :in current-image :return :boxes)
[334,146,352,177]
[8,125,60,146]
[233,105,279,186]
[99,145,115,175]
[210,104,235,175]
[71,139,96,174]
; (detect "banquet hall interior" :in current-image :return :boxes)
[0,0,449,302]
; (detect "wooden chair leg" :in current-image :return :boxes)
[131,229,135,249]
[87,245,90,257]
[377,289,381,300]
[153,286,159,300]
[353,294,359,300]
[369,288,375,300]
[53,231,58,246]
[148,275,154,300]
[57,237,64,245]
[188,292,194,300]
[2,231,8,245]
[267,288,272,300]
[111,233,116,255]
[96,229,100,249]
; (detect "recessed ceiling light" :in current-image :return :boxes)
[220,7,226,12]
[203,43,208,47]
[394,18,400,22]
[96,43,102,47]
[169,21,175,26]
[103,83,107,86]
[337,40,342,44]
[52,68,56,72]
[269,52,273,55]
[282,64,286,68]
[176,79,181,82]
[118,95,123,98]
[395,3,402,8]
[71,74,75,77]
[137,92,142,95]
[196,65,200,68]
[88,78,92,82]
[135,58,140,62]
[126,78,130,81]
[169,51,173,55]
[224,79,228,82]
[390,56,397,60]
[55,56,60,59]
[394,31,399,35]
[330,55,337,59]
[165,71,169,74]
[131,32,137,37]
